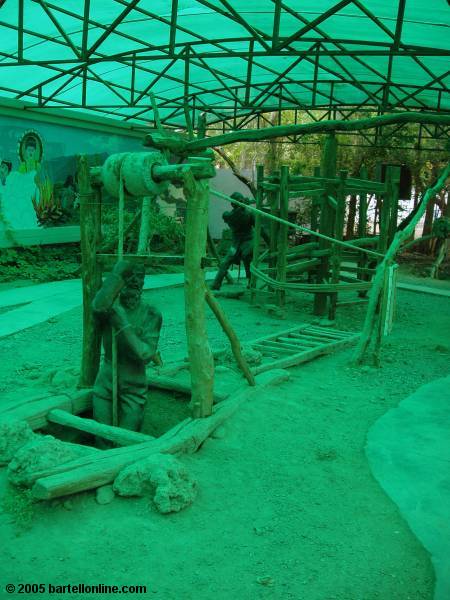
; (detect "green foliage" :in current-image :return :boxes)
[100,203,185,254]
[0,245,80,282]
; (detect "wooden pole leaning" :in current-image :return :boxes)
[205,288,255,386]
[78,155,102,388]
[353,164,450,365]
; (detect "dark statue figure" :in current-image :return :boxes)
[211,192,269,290]
[92,261,162,434]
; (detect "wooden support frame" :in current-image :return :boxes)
[313,133,337,316]
[183,173,215,418]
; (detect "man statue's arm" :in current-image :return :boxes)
[112,306,162,364]
[92,261,134,315]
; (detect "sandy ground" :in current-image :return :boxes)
[0,275,449,599]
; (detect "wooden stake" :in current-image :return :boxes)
[78,155,102,387]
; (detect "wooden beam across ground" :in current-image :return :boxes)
[46,409,154,446]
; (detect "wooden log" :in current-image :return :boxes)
[0,388,91,423]
[183,172,215,418]
[353,164,450,364]
[187,112,450,152]
[47,409,153,446]
[205,289,255,386]
[147,373,228,402]
[78,155,102,387]
[30,370,288,500]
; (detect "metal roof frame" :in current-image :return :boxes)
[0,0,448,140]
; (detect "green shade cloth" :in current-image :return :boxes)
[0,1,448,127]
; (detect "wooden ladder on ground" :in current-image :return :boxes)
[248,324,359,375]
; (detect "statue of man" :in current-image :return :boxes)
[211,192,269,290]
[92,261,162,434]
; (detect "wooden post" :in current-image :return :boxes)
[269,171,280,271]
[313,133,337,316]
[328,170,347,320]
[250,165,264,303]
[387,166,401,245]
[78,155,102,387]
[183,173,215,418]
[357,165,369,288]
[276,165,289,306]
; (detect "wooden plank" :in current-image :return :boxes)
[0,394,72,431]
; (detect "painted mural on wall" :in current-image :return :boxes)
[0,115,142,234]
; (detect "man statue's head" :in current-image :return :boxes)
[120,263,145,309]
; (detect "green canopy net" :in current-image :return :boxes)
[0,0,448,130]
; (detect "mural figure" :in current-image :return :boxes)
[0,160,12,186]
[18,130,43,175]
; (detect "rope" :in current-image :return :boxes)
[250,263,371,293]
[210,188,384,259]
